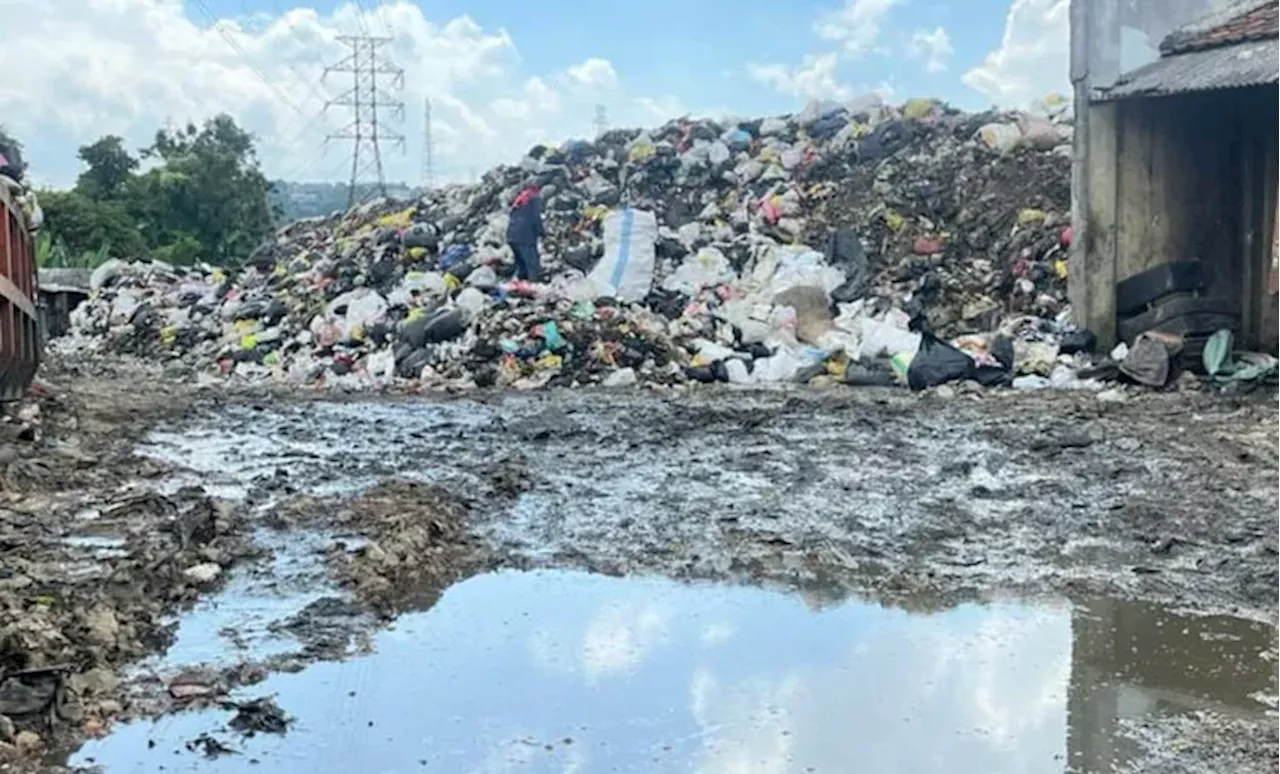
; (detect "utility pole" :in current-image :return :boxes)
[323,35,405,207]
[421,97,434,190]
[593,104,608,138]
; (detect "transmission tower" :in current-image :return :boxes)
[421,97,434,190]
[593,104,608,138]
[323,35,406,207]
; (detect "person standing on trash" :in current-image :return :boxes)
[506,182,544,281]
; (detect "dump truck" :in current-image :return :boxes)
[0,182,41,400]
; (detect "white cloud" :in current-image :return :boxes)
[490,77,560,121]
[746,52,852,101]
[633,95,684,122]
[910,26,955,73]
[814,0,903,55]
[0,1,668,187]
[962,0,1070,106]
[565,57,618,89]
[581,601,669,682]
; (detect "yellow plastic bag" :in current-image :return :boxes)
[534,353,562,371]
[374,207,415,229]
[883,209,905,233]
[628,143,655,163]
[902,98,937,120]
[1017,208,1046,225]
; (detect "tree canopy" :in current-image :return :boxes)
[37,114,277,267]
[75,136,138,200]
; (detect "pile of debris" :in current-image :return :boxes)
[1,137,43,233]
[54,95,1111,392]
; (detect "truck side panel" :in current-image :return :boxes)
[0,186,41,401]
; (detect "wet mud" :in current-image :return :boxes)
[3,364,1277,772]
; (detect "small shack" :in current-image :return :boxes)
[1070,0,1279,356]
[37,268,91,340]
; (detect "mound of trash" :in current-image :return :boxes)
[56,95,1098,392]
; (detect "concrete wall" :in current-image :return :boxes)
[1080,0,1238,90]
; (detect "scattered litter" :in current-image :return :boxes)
[225,696,291,737]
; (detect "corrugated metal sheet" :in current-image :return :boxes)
[1093,37,1278,101]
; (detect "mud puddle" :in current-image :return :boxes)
[71,570,1274,773]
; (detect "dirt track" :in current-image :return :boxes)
[1,360,1276,772]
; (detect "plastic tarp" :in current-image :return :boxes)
[586,208,657,302]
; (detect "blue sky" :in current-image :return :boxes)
[204,0,1014,111]
[1,0,1072,187]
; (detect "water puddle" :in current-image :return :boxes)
[72,571,1275,774]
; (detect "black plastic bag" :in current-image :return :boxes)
[826,229,870,303]
[422,309,466,343]
[395,348,433,379]
[973,365,1013,388]
[990,335,1015,370]
[908,332,975,390]
[844,363,897,387]
[563,245,595,273]
[401,222,439,250]
[1059,329,1097,355]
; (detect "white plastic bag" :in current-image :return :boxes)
[366,349,396,385]
[859,313,922,360]
[977,123,1022,153]
[586,208,657,302]
[707,141,731,166]
[760,117,788,136]
[662,247,736,294]
[327,289,387,340]
[455,287,489,319]
[724,359,751,383]
[755,246,845,297]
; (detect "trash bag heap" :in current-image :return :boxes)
[59,95,1129,392]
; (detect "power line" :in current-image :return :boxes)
[191,0,310,118]
[323,34,406,207]
[192,0,340,178]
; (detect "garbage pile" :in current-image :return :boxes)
[1,138,43,232]
[57,95,1136,393]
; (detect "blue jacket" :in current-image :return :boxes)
[506,192,544,246]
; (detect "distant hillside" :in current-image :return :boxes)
[270,181,416,222]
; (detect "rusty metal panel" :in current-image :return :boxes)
[0,184,40,401]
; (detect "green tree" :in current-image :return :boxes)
[128,114,274,265]
[41,189,147,259]
[75,135,138,199]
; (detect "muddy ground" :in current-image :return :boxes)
[0,355,1275,772]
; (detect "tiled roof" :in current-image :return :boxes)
[1161,0,1279,55]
